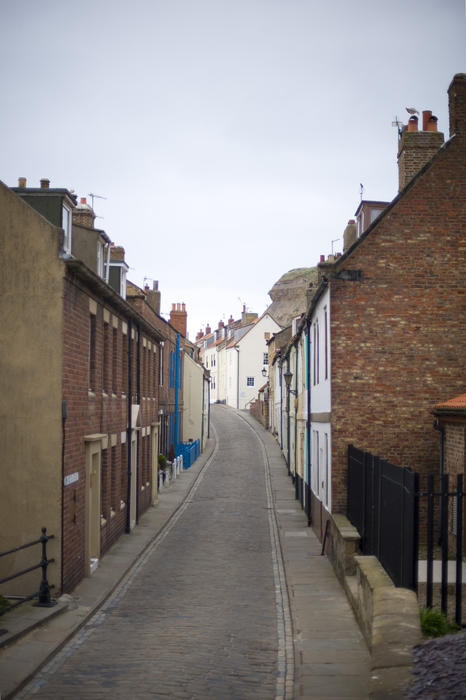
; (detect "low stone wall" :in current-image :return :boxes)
[324,513,421,699]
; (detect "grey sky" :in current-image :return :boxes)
[1,0,465,338]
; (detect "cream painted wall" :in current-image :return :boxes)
[182,352,204,444]
[0,182,64,595]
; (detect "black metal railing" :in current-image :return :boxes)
[347,445,419,589]
[420,473,464,627]
[0,527,56,617]
[347,445,466,627]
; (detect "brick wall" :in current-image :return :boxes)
[62,272,161,592]
[327,75,466,514]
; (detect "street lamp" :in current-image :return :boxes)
[283,369,297,395]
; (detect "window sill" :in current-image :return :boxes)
[88,390,96,398]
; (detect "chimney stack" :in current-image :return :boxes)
[18,177,27,188]
[343,219,357,252]
[397,108,444,191]
[448,73,466,138]
[40,178,50,189]
[145,280,161,315]
[170,302,188,337]
[72,196,96,228]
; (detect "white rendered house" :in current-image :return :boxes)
[227,313,282,410]
[309,286,332,512]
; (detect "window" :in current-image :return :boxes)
[159,343,164,386]
[263,352,269,365]
[89,314,97,391]
[313,320,319,385]
[103,322,110,394]
[324,433,329,507]
[62,204,72,254]
[97,242,104,278]
[122,328,128,395]
[324,307,328,381]
[169,351,175,387]
[247,377,255,387]
[112,327,118,394]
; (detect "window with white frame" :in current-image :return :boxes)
[313,320,320,385]
[263,352,268,365]
[324,432,329,507]
[247,377,255,387]
[324,307,329,380]
[62,203,72,254]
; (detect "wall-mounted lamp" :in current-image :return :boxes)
[261,367,268,378]
[283,369,297,395]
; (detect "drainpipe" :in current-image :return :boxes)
[60,399,67,592]
[174,333,180,454]
[126,319,132,533]
[306,319,312,526]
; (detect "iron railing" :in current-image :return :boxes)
[0,527,56,617]
[347,445,419,589]
[347,445,466,627]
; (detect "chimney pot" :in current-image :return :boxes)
[426,115,438,132]
[422,110,432,130]
[172,303,176,311]
[80,197,87,204]
[40,178,50,189]
[407,116,418,132]
[18,177,27,188]
[320,254,325,262]
[182,303,186,312]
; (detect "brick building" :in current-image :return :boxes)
[0,178,201,595]
[305,74,466,535]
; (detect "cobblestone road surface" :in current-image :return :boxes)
[18,406,289,699]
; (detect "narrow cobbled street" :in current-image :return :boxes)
[17,406,292,699]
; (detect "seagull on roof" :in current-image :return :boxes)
[406,107,419,115]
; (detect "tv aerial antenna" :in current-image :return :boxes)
[391,115,405,139]
[88,192,107,210]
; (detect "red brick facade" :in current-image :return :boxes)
[62,265,162,592]
[321,74,466,514]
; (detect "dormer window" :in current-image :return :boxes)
[62,203,72,254]
[97,241,105,278]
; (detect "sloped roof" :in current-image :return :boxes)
[433,392,466,414]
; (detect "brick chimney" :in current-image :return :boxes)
[145,280,161,315]
[448,73,466,138]
[205,324,212,335]
[72,197,96,228]
[397,109,444,191]
[170,303,187,337]
[343,219,357,252]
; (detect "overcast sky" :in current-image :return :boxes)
[1,0,465,338]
